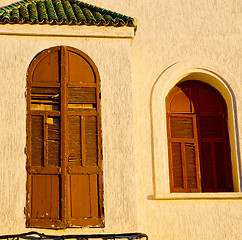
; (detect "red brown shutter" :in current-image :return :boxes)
[196,84,233,192]
[166,81,233,193]
[167,85,201,192]
[168,115,201,192]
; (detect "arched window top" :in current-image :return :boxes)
[166,81,227,114]
[28,46,99,87]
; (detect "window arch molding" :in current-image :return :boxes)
[151,61,241,198]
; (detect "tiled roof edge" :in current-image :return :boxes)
[72,0,133,20]
[0,0,137,30]
[70,0,136,27]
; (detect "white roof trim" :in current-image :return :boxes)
[0,24,135,38]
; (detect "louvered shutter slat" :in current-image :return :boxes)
[31,116,44,166]
[170,116,194,138]
[185,143,197,189]
[47,117,60,167]
[68,116,82,164]
[85,116,98,166]
[171,142,183,188]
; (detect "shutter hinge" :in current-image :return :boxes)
[99,92,101,99]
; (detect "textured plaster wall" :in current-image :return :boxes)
[88,1,242,240]
[0,34,137,234]
[0,0,242,239]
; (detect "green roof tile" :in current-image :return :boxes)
[46,0,58,22]
[28,3,38,22]
[19,5,29,20]
[0,0,136,28]
[10,8,20,21]
[36,1,48,22]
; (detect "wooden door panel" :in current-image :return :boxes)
[69,174,100,220]
[70,174,91,219]
[31,175,60,220]
[32,50,60,86]
[68,51,95,84]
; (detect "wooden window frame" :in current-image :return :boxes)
[166,81,233,193]
[26,46,104,229]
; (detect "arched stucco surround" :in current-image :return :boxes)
[151,61,242,197]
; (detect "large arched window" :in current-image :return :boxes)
[26,46,104,229]
[166,81,233,193]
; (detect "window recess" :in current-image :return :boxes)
[166,81,233,193]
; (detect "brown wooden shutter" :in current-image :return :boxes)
[166,81,233,193]
[66,48,103,227]
[26,46,104,229]
[168,115,201,192]
[26,47,62,228]
[166,85,201,192]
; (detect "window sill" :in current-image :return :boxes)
[154,192,242,200]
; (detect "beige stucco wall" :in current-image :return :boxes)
[0,0,242,239]
[89,1,242,239]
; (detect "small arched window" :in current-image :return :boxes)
[166,81,233,193]
[26,46,103,229]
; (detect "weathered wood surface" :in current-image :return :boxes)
[26,46,104,229]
